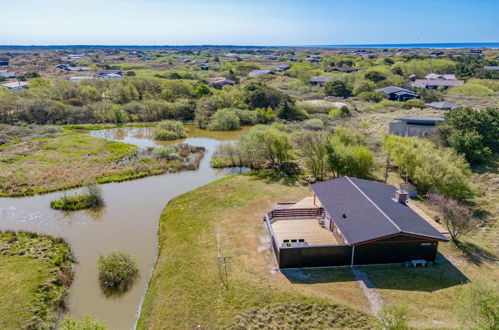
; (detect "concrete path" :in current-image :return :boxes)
[352,267,383,315]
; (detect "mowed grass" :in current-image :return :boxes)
[0,132,138,196]
[0,254,51,330]
[138,175,374,329]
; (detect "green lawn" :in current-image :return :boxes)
[0,255,52,330]
[137,175,374,329]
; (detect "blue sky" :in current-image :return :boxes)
[1,0,497,45]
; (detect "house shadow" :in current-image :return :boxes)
[281,252,469,293]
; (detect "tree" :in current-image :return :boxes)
[437,107,499,165]
[208,108,240,131]
[364,71,387,83]
[391,67,404,76]
[428,193,476,242]
[240,125,293,167]
[324,80,351,97]
[276,101,306,121]
[243,82,291,109]
[293,131,329,181]
[455,282,499,330]
[194,83,211,98]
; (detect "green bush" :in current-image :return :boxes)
[59,315,106,330]
[377,305,409,330]
[329,106,351,118]
[303,118,324,130]
[208,108,241,131]
[401,99,425,109]
[324,80,351,97]
[153,120,187,140]
[357,91,385,102]
[276,102,307,121]
[50,183,104,210]
[455,281,499,330]
[97,251,139,294]
[152,146,179,160]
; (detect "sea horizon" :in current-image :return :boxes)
[0,42,498,49]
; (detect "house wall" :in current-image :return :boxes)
[279,245,352,268]
[354,240,439,265]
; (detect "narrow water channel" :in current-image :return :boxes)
[0,126,248,329]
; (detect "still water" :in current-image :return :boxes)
[0,126,248,329]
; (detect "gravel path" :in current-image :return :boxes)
[352,267,383,315]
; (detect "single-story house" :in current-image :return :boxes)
[99,73,122,80]
[426,101,462,110]
[425,73,456,80]
[264,177,448,268]
[375,86,419,101]
[389,116,444,137]
[64,66,90,72]
[208,78,236,89]
[248,69,274,78]
[67,54,84,60]
[276,65,291,72]
[428,51,444,56]
[0,61,9,66]
[310,76,331,86]
[1,81,29,91]
[324,66,359,73]
[69,76,94,83]
[139,56,152,61]
[265,56,278,61]
[306,58,321,63]
[407,79,464,89]
[484,66,499,71]
[95,70,123,77]
[286,57,298,61]
[0,70,16,78]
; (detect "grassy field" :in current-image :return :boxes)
[138,175,374,329]
[0,232,73,329]
[138,174,498,329]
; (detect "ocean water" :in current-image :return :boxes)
[315,42,499,49]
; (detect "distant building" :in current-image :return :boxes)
[484,66,499,71]
[310,76,331,85]
[425,101,462,110]
[248,69,274,78]
[139,56,152,61]
[69,76,94,83]
[0,61,9,66]
[99,73,122,80]
[64,66,90,72]
[208,78,236,89]
[324,66,359,73]
[275,64,291,72]
[0,70,16,78]
[95,70,123,77]
[67,54,84,60]
[265,56,278,61]
[428,51,444,56]
[425,73,456,80]
[407,79,464,89]
[375,86,419,101]
[1,81,29,91]
[389,116,444,137]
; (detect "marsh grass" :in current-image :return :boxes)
[50,183,104,211]
[0,231,74,329]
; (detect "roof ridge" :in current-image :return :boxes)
[345,177,402,233]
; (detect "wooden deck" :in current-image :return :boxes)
[271,219,339,246]
[288,196,321,209]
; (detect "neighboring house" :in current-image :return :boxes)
[425,101,462,110]
[375,86,419,101]
[1,81,29,91]
[484,66,499,71]
[99,73,122,80]
[389,116,445,137]
[264,177,448,268]
[276,64,291,72]
[425,73,456,80]
[139,56,152,61]
[247,69,274,78]
[69,76,94,83]
[0,70,16,78]
[95,70,123,76]
[265,56,278,61]
[208,78,236,89]
[324,66,359,73]
[428,51,444,56]
[407,79,464,89]
[306,58,320,63]
[286,57,298,61]
[310,76,331,85]
[65,66,90,72]
[67,54,84,60]
[0,61,9,66]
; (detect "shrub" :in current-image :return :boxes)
[50,183,104,210]
[255,107,275,123]
[364,71,387,83]
[377,305,409,330]
[401,99,425,109]
[455,281,499,330]
[154,120,187,140]
[59,315,106,330]
[303,118,324,130]
[152,146,179,160]
[208,108,240,131]
[235,109,258,125]
[276,101,307,121]
[329,106,351,118]
[357,91,385,102]
[324,80,351,97]
[97,251,139,295]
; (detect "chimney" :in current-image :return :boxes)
[394,190,408,204]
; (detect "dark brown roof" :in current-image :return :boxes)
[310,177,448,245]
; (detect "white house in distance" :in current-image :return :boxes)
[1,81,29,91]
[100,73,122,80]
[69,76,94,83]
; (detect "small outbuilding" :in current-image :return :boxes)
[425,101,462,110]
[375,86,419,101]
[389,116,444,137]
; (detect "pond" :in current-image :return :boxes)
[0,126,249,329]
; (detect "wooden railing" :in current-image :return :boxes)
[266,207,323,220]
